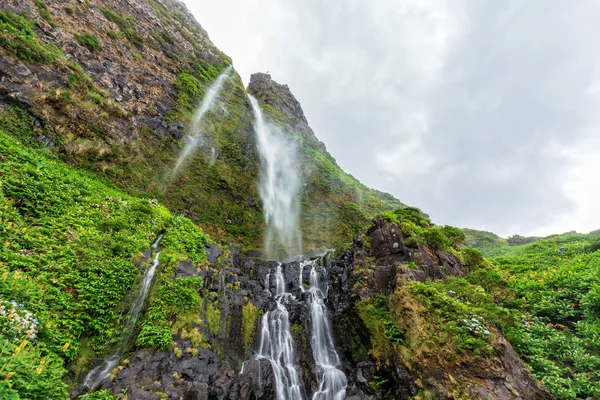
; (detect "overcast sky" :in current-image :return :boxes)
[183,0,600,237]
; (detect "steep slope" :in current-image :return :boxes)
[0,0,402,252]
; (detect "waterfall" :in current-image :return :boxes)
[304,261,347,400]
[256,265,303,400]
[83,234,163,391]
[248,95,302,259]
[171,66,233,175]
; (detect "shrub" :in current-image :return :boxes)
[462,248,484,270]
[422,227,448,250]
[441,225,466,249]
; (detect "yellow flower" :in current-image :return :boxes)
[21,227,26,233]
[6,222,11,229]
[35,366,44,375]
[4,241,9,248]
[62,342,70,351]
[569,270,573,274]
[35,168,40,173]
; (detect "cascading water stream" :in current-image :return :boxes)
[248,94,302,259]
[83,234,164,391]
[304,260,347,400]
[255,264,303,400]
[171,65,233,176]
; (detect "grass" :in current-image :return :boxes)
[75,32,101,52]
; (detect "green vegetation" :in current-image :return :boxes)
[98,5,144,49]
[35,0,56,28]
[75,32,101,52]
[175,72,203,113]
[242,302,261,348]
[487,233,600,398]
[137,275,206,350]
[0,11,61,64]
[0,126,210,394]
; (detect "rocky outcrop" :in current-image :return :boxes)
[327,217,553,400]
[247,72,308,125]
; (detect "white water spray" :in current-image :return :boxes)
[171,66,233,175]
[303,261,347,400]
[256,265,303,400]
[83,235,163,391]
[248,95,302,258]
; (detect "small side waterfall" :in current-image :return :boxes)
[256,265,303,400]
[171,66,233,176]
[83,234,163,391]
[248,94,302,259]
[304,261,347,400]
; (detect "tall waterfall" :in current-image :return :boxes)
[304,260,347,400]
[256,265,303,400]
[248,95,302,258]
[171,66,233,175]
[83,234,163,391]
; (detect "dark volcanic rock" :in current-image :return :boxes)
[247,73,308,125]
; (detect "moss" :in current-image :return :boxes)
[205,303,221,335]
[175,72,203,112]
[242,302,262,348]
[356,294,404,362]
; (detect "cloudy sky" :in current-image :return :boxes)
[183,0,600,237]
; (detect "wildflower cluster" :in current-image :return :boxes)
[461,314,490,337]
[0,299,38,341]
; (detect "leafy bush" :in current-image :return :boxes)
[462,248,485,270]
[421,227,448,250]
[441,225,466,249]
